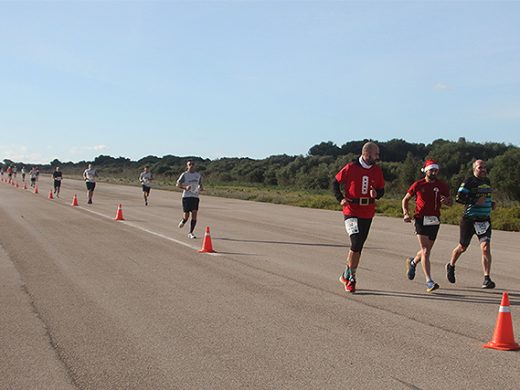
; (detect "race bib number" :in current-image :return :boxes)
[345,218,359,236]
[474,221,490,235]
[423,216,440,226]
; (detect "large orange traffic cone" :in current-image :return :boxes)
[71,194,79,206]
[33,184,39,194]
[484,292,520,351]
[198,226,216,253]
[114,204,125,221]
[48,190,54,199]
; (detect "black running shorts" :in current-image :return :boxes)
[182,197,200,213]
[414,218,440,241]
[459,217,492,247]
[344,216,373,253]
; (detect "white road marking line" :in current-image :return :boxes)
[76,206,219,255]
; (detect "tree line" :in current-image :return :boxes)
[3,138,520,200]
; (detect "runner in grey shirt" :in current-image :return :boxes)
[83,164,97,204]
[176,160,203,239]
[139,166,153,206]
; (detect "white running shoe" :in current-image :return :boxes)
[188,233,196,239]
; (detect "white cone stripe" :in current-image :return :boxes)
[499,306,511,313]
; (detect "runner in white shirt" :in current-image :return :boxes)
[83,164,97,204]
[176,160,203,239]
[139,166,153,206]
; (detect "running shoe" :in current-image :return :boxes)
[178,220,186,228]
[426,280,439,292]
[188,233,196,239]
[346,278,356,293]
[446,263,456,283]
[481,278,496,289]
[87,200,92,204]
[339,274,356,293]
[405,257,416,280]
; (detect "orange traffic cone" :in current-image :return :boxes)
[198,226,216,253]
[48,190,54,199]
[15,181,19,188]
[484,292,520,351]
[33,184,39,194]
[71,194,79,206]
[114,204,125,221]
[23,182,27,190]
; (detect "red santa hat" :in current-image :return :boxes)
[421,159,439,172]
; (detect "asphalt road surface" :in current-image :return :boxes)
[1,176,519,389]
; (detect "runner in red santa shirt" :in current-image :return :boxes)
[333,142,385,294]
[402,159,452,292]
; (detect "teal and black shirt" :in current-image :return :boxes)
[456,176,493,221]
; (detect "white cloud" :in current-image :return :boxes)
[93,144,108,151]
[433,83,451,91]
[69,145,109,155]
[0,144,48,164]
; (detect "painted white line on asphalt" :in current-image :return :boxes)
[76,206,219,255]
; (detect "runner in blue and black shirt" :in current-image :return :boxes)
[446,160,497,289]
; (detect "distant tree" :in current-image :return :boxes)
[308,141,342,157]
[397,152,421,193]
[490,149,520,199]
[137,155,160,166]
[379,139,428,162]
[340,139,372,155]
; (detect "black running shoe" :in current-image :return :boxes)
[482,278,496,289]
[446,263,456,284]
[405,257,416,280]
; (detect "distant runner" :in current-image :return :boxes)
[333,142,385,294]
[83,164,97,204]
[52,166,63,198]
[6,166,13,182]
[176,160,203,239]
[446,159,497,289]
[139,166,153,206]
[29,167,39,187]
[402,159,452,292]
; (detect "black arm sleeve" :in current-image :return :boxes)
[332,179,344,202]
[375,187,385,199]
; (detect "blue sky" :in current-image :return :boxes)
[1,1,519,164]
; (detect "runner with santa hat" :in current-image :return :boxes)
[402,159,453,292]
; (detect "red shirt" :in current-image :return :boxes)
[335,161,385,219]
[407,178,450,218]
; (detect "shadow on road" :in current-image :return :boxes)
[218,237,345,248]
[355,288,519,305]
